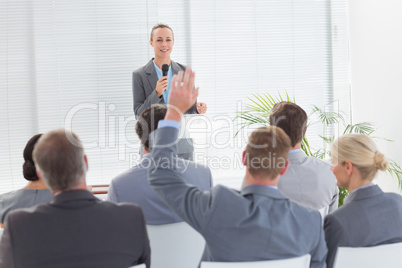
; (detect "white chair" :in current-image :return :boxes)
[200,254,311,268]
[128,264,145,268]
[146,222,205,268]
[318,206,329,223]
[333,242,402,268]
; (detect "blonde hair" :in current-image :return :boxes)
[331,134,388,180]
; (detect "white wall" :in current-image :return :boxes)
[348,0,402,193]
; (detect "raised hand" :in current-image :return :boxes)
[165,67,199,122]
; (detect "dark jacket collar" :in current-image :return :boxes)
[51,190,99,208]
[344,184,383,205]
[241,184,287,200]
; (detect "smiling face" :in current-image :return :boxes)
[150,27,174,60]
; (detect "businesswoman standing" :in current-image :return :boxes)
[132,23,207,118]
[324,134,402,268]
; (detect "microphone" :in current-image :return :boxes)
[162,64,169,77]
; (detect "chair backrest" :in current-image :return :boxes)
[146,222,205,268]
[333,242,402,268]
[200,254,311,268]
[318,206,329,223]
[128,264,146,268]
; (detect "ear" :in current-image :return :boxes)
[84,155,89,171]
[344,160,353,176]
[36,170,43,182]
[242,151,247,166]
[280,161,289,176]
[149,40,154,47]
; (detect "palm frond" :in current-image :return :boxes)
[386,160,402,191]
[318,135,336,144]
[312,105,345,125]
[343,122,375,135]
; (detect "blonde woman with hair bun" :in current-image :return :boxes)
[324,134,402,268]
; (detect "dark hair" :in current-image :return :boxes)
[135,104,167,151]
[23,134,43,181]
[269,102,308,147]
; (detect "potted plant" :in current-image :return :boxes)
[236,93,402,206]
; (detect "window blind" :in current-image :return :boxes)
[0,0,350,194]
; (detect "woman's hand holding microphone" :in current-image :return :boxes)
[155,76,169,97]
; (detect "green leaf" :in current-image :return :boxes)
[312,105,346,125]
[386,160,402,191]
[343,122,375,135]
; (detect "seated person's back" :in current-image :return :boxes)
[147,69,327,267]
[270,102,339,212]
[324,134,402,268]
[0,130,150,268]
[0,134,52,223]
[108,104,212,225]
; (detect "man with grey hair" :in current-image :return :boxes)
[0,129,150,268]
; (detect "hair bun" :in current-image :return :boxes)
[23,160,39,181]
[374,151,388,171]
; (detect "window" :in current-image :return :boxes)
[0,0,349,194]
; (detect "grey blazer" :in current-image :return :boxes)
[148,127,327,267]
[324,185,402,268]
[107,153,213,225]
[278,150,339,212]
[0,188,52,223]
[132,59,197,118]
[0,190,150,268]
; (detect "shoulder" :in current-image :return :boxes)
[0,189,21,204]
[289,199,323,223]
[133,59,153,76]
[172,60,187,71]
[306,156,333,168]
[4,203,49,225]
[177,159,210,173]
[381,192,402,205]
[111,165,146,187]
[101,201,145,224]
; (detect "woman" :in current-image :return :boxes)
[132,23,207,118]
[0,134,52,223]
[325,134,402,268]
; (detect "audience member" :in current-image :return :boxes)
[0,134,52,223]
[108,104,212,225]
[325,134,402,268]
[0,129,150,268]
[269,102,339,212]
[148,68,327,267]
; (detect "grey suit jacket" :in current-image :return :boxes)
[278,150,339,212]
[148,127,327,267]
[324,185,402,268]
[0,188,52,223]
[107,153,213,225]
[0,190,150,268]
[132,59,197,118]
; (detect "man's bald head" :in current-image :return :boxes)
[33,129,87,191]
